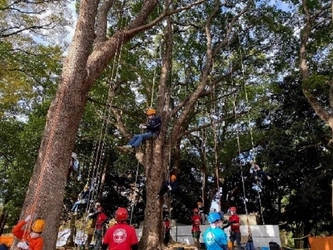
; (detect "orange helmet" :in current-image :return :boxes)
[32,219,45,233]
[146,108,156,116]
[170,174,177,182]
[115,207,128,222]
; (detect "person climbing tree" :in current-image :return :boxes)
[71,185,91,214]
[156,174,179,199]
[12,215,45,250]
[67,152,79,179]
[163,212,171,246]
[191,208,202,249]
[249,161,271,193]
[203,212,228,250]
[119,107,161,152]
[102,207,138,250]
[88,203,108,250]
[228,206,241,250]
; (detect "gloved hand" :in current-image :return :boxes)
[88,212,95,217]
[139,124,147,129]
[17,241,29,249]
[168,185,172,191]
[24,215,31,222]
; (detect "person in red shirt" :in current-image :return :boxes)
[89,203,108,250]
[228,206,241,250]
[163,213,171,246]
[102,207,138,250]
[12,215,45,250]
[191,208,202,249]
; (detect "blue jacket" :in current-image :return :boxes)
[203,227,228,250]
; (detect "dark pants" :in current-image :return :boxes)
[230,231,241,249]
[164,231,170,245]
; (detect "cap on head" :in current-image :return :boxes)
[230,206,237,212]
[207,212,221,224]
[115,207,128,222]
[95,202,101,207]
[32,219,45,233]
[146,108,156,116]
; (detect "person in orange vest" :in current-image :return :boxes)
[191,208,202,249]
[12,215,45,250]
[228,206,241,250]
[119,108,161,151]
[102,207,138,250]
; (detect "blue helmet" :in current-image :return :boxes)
[208,212,221,224]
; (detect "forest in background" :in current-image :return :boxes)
[0,0,332,249]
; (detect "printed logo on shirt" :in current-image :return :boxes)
[113,228,127,244]
[205,231,215,245]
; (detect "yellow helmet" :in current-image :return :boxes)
[32,219,45,233]
[146,108,156,116]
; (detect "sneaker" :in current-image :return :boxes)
[117,145,134,153]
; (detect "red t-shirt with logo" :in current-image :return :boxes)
[229,214,240,232]
[191,214,201,232]
[103,223,138,250]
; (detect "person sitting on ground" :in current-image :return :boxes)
[156,174,179,199]
[102,207,138,250]
[12,215,45,250]
[119,108,161,151]
[71,185,91,213]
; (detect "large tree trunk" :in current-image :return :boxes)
[18,1,159,249]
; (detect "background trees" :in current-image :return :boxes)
[0,0,332,249]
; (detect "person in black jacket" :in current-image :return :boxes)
[71,185,91,213]
[156,174,179,199]
[119,108,161,151]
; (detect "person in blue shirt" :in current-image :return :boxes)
[203,212,228,250]
[119,108,161,151]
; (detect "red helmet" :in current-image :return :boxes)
[193,208,199,213]
[230,206,237,212]
[115,207,128,222]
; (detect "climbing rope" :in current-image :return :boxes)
[130,161,140,225]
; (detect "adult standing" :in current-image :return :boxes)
[203,212,228,250]
[228,206,241,250]
[89,203,108,250]
[102,207,138,250]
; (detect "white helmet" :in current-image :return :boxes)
[72,152,77,160]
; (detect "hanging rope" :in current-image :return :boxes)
[130,161,140,225]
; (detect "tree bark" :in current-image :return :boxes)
[19,1,159,249]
